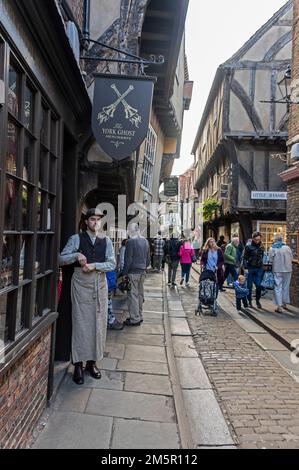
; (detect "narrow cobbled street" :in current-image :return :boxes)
[31,267,299,450]
[184,269,299,449]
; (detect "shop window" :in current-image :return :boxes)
[23,134,34,182]
[141,125,157,193]
[40,105,49,145]
[8,63,20,117]
[24,84,34,132]
[258,222,287,252]
[4,177,18,230]
[0,46,60,353]
[6,121,19,175]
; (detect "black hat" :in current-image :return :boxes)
[83,208,104,220]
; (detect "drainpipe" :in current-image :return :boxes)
[83,0,91,40]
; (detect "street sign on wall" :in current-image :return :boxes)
[220,183,229,199]
[164,177,179,197]
[92,74,156,161]
[251,191,287,200]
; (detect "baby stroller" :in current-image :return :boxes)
[195,269,218,316]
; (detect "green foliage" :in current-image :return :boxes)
[201,198,222,222]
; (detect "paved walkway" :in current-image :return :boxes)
[33,273,182,449]
[32,271,237,449]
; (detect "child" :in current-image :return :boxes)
[106,271,124,330]
[233,274,249,312]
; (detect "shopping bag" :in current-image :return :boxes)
[261,271,274,290]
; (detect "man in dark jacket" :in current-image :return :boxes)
[243,231,265,309]
[164,235,180,287]
[123,224,150,326]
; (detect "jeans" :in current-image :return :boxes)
[154,255,163,271]
[168,260,179,284]
[181,263,192,283]
[247,267,264,303]
[224,264,238,283]
[236,297,248,310]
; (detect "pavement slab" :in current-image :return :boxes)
[58,386,91,413]
[111,419,180,449]
[172,336,198,358]
[170,318,191,336]
[104,343,126,359]
[249,334,288,352]
[108,333,165,347]
[176,358,211,390]
[234,318,267,334]
[123,324,164,335]
[117,360,169,376]
[124,344,167,363]
[62,371,124,392]
[183,390,235,447]
[33,412,113,449]
[85,389,176,423]
[168,310,187,318]
[124,372,173,396]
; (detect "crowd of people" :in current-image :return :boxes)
[59,208,294,385]
[146,229,294,316]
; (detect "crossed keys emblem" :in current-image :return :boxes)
[98,84,142,128]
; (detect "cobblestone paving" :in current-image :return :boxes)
[178,274,299,449]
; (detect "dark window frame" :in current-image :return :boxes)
[0,37,61,361]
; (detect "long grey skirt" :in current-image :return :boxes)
[71,268,108,363]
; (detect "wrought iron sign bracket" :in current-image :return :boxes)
[81,38,164,70]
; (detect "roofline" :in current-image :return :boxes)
[223,0,293,66]
[191,0,293,155]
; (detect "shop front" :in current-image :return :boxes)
[0,0,91,448]
[253,221,287,253]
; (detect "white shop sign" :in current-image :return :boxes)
[251,191,287,200]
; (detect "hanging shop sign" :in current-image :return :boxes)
[251,191,287,200]
[92,74,156,161]
[164,177,179,197]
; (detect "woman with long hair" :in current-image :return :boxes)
[201,237,225,290]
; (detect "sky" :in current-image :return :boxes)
[172,0,289,176]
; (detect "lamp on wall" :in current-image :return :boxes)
[260,64,298,113]
[277,65,292,112]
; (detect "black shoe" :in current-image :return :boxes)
[125,319,141,326]
[248,302,253,308]
[256,301,262,309]
[108,321,124,330]
[73,362,84,385]
[219,287,225,292]
[180,279,184,285]
[172,283,177,287]
[85,361,102,379]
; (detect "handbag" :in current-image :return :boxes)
[191,255,197,263]
[261,270,275,290]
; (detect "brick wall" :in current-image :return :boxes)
[287,0,299,307]
[0,328,52,449]
[289,0,299,138]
